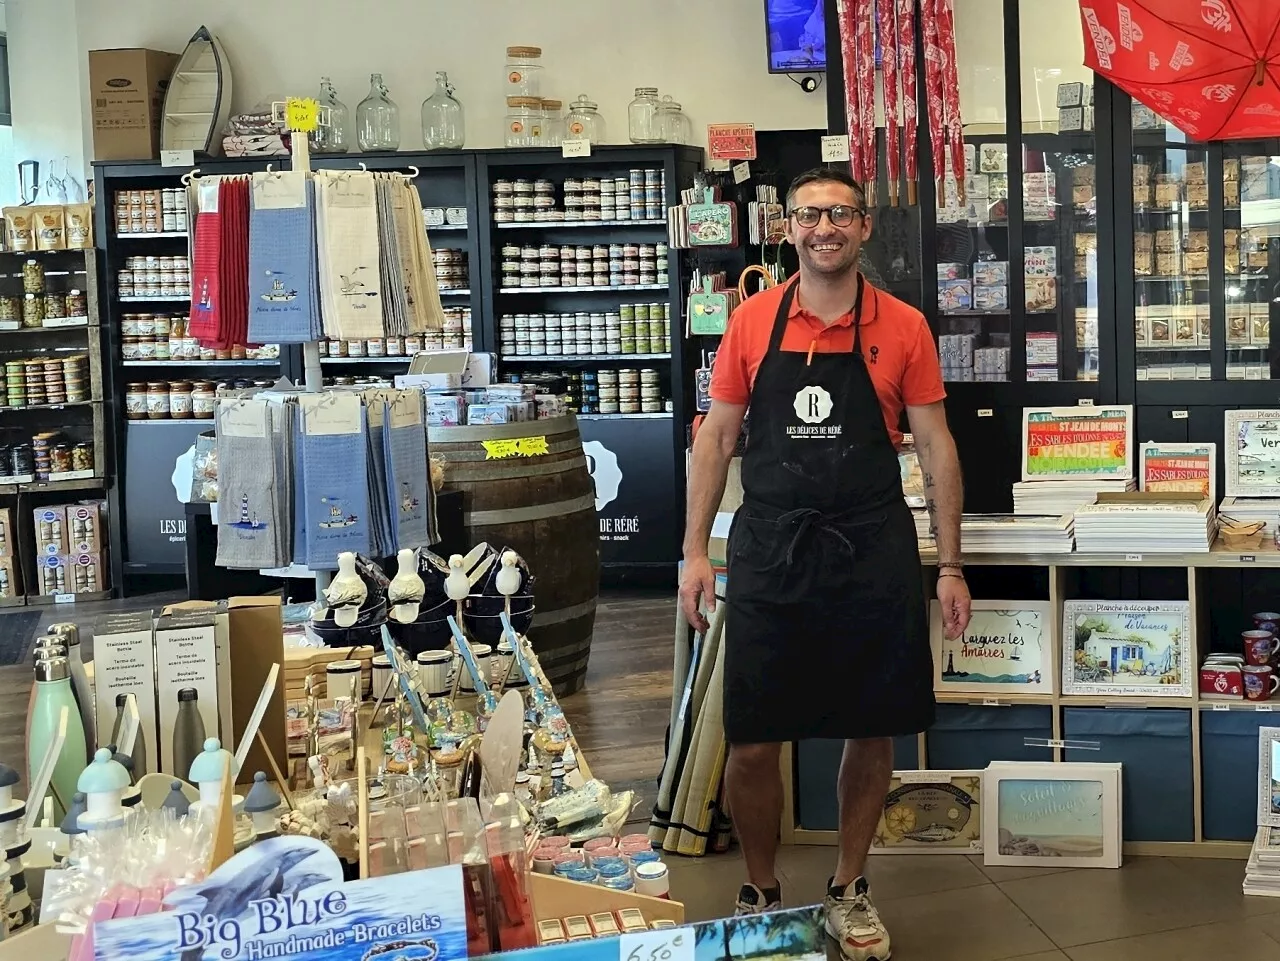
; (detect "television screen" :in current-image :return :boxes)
[765,0,826,74]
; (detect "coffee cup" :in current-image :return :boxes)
[1244,630,1280,666]
[1255,612,1280,635]
[1244,664,1279,701]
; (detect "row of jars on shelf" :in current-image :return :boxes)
[113,188,190,235]
[0,290,88,328]
[2,355,90,407]
[307,63,689,152]
[1,434,95,480]
[126,381,239,420]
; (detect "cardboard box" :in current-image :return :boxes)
[424,393,464,427]
[397,348,469,390]
[66,502,104,553]
[0,556,18,600]
[0,508,13,559]
[92,611,158,777]
[154,610,220,777]
[35,554,70,595]
[87,48,180,161]
[32,506,67,556]
[937,279,971,313]
[1024,246,1056,277]
[973,285,1007,310]
[69,551,105,593]
[226,597,286,787]
[972,261,1008,286]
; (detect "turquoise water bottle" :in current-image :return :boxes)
[28,655,88,822]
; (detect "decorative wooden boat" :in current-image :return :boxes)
[161,25,232,155]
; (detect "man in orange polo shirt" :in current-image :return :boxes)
[679,168,970,961]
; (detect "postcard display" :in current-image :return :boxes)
[791,404,1280,856]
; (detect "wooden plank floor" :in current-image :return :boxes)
[0,588,677,818]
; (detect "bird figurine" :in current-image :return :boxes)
[495,550,522,616]
[388,549,426,624]
[161,779,191,817]
[60,792,86,836]
[325,552,367,629]
[445,553,470,602]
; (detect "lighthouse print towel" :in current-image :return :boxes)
[247,171,321,343]
[214,398,281,569]
[300,393,371,568]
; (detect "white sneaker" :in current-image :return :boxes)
[825,877,891,961]
[733,882,782,916]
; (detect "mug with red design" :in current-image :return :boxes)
[1255,612,1280,636]
[1244,664,1280,701]
[1244,630,1280,666]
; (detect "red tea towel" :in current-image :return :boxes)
[218,176,250,349]
[188,178,223,342]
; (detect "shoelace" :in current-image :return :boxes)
[832,893,882,937]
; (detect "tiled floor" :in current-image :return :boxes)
[666,848,1280,960]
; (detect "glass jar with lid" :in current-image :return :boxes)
[505,97,544,148]
[627,87,662,144]
[504,46,544,98]
[565,94,605,144]
[656,95,692,145]
[540,100,563,147]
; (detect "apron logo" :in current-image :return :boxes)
[869,345,879,365]
[793,385,834,424]
[582,440,622,511]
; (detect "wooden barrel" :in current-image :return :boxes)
[429,416,599,695]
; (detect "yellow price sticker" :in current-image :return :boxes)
[481,436,549,460]
[285,97,320,133]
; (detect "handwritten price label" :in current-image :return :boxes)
[285,97,320,133]
[481,436,549,459]
[620,928,693,961]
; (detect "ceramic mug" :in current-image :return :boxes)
[1243,630,1280,666]
[1256,612,1280,636]
[1244,664,1280,701]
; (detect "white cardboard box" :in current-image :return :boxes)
[91,611,157,776]
[396,349,470,390]
[153,611,221,777]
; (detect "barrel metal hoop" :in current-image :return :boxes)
[441,454,588,479]
[466,493,598,526]
[530,596,599,627]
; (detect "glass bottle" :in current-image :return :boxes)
[311,76,349,154]
[564,94,605,144]
[421,71,465,149]
[656,95,692,145]
[627,87,661,144]
[356,73,401,152]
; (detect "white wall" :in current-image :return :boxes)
[16,0,827,176]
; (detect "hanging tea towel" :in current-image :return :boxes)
[188,178,224,343]
[362,389,394,558]
[384,388,431,550]
[214,397,281,569]
[401,179,445,334]
[315,170,384,341]
[248,171,321,343]
[301,392,371,568]
[270,398,295,563]
[374,177,407,338]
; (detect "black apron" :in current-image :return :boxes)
[723,277,934,743]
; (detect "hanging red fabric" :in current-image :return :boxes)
[188,178,222,344]
[896,0,920,204]
[855,0,878,197]
[837,0,865,182]
[934,0,965,199]
[920,0,949,199]
[879,0,902,205]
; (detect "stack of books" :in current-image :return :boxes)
[1245,827,1280,898]
[1219,496,1280,535]
[916,513,1075,553]
[1072,493,1215,553]
[1012,478,1135,516]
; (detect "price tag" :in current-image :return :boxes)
[898,770,951,784]
[977,408,993,417]
[1172,410,1189,419]
[1044,738,1066,749]
[562,138,591,158]
[1125,553,1142,561]
[1212,703,1231,711]
[1242,555,1257,563]
[982,698,1003,706]
[54,593,74,604]
[732,161,751,184]
[0,321,19,332]
[820,134,852,162]
[1079,398,1095,406]
[619,927,693,961]
[160,149,195,168]
[284,97,320,133]
[1258,704,1274,712]
[708,158,732,172]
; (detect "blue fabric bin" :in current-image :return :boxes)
[1201,709,1272,841]
[795,736,919,831]
[1063,707,1194,842]
[926,704,1054,771]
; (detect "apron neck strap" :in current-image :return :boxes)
[767,274,866,355]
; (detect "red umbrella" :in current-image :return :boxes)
[1079,1,1280,140]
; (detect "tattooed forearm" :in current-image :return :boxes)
[914,430,962,561]
[925,497,938,537]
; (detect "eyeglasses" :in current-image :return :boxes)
[789,204,865,228]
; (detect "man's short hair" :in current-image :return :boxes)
[785,167,867,212]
